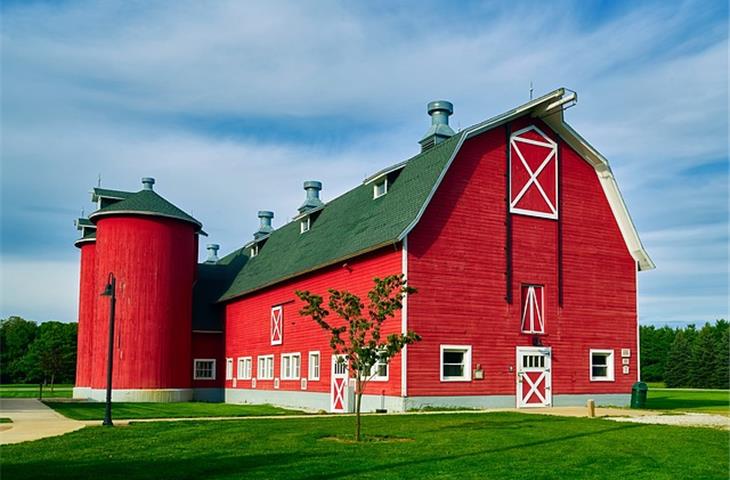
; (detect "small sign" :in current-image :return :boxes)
[621,349,631,358]
[622,358,630,365]
[274,378,280,389]
[252,378,257,389]
[301,378,307,390]
[474,369,484,380]
[622,366,630,375]
[232,378,237,388]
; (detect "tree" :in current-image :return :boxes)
[712,321,729,389]
[296,275,420,442]
[640,325,677,382]
[664,329,693,387]
[20,322,77,389]
[0,316,38,383]
[690,323,719,388]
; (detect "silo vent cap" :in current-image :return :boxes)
[142,177,156,191]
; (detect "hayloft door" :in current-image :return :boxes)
[516,347,552,408]
[330,355,349,413]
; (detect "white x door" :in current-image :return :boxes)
[516,347,552,408]
[330,355,349,413]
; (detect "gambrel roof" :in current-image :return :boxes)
[214,88,653,302]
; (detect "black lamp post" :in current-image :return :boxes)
[100,273,117,427]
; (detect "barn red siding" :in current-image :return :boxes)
[192,332,224,388]
[90,216,196,390]
[75,242,96,388]
[406,116,637,398]
[225,246,403,397]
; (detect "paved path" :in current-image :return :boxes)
[608,412,730,430]
[0,398,85,445]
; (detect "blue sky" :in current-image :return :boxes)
[1,0,727,327]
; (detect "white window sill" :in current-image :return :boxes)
[590,377,615,382]
[440,377,472,382]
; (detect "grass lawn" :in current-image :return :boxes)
[646,387,730,415]
[44,401,304,420]
[1,412,727,480]
[0,384,72,399]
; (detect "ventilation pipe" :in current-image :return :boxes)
[254,210,274,239]
[141,177,155,191]
[419,101,455,151]
[298,181,324,213]
[205,244,220,263]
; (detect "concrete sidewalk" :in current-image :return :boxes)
[0,398,85,445]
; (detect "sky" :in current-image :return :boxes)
[1,0,727,327]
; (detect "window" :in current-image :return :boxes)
[300,216,310,233]
[440,345,472,382]
[308,351,320,380]
[590,350,615,381]
[237,357,252,380]
[281,353,301,380]
[271,306,283,345]
[193,359,216,380]
[520,285,545,334]
[373,178,388,199]
[370,357,389,381]
[225,358,233,380]
[257,355,274,380]
[250,244,259,257]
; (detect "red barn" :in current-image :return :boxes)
[73,88,653,411]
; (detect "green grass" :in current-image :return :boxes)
[44,401,304,420]
[646,387,730,415]
[0,417,12,423]
[1,412,727,479]
[0,384,72,398]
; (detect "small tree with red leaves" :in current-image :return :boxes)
[296,274,420,441]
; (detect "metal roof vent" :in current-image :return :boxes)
[205,244,220,263]
[419,101,455,152]
[298,181,324,213]
[141,177,155,191]
[254,210,274,239]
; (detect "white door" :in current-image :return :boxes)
[330,354,349,413]
[516,347,552,408]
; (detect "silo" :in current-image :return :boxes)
[88,178,202,402]
[72,228,97,399]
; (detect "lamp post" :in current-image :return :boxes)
[100,273,117,427]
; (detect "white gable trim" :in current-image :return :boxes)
[398,88,654,272]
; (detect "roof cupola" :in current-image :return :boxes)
[254,211,274,239]
[419,100,455,151]
[298,181,324,213]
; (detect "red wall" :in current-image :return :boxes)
[75,242,96,388]
[225,246,403,397]
[406,116,637,398]
[90,216,197,390]
[192,332,224,388]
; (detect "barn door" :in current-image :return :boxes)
[330,355,349,413]
[516,347,552,408]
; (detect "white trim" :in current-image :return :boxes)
[237,356,252,380]
[225,357,233,380]
[439,345,472,382]
[636,262,641,381]
[280,352,301,380]
[193,358,217,380]
[516,346,552,408]
[520,285,545,334]
[364,160,407,185]
[270,305,283,345]
[373,178,388,199]
[509,125,558,219]
[589,349,615,382]
[250,244,259,257]
[257,354,274,380]
[401,235,408,397]
[300,216,311,233]
[308,351,320,381]
[369,357,390,382]
[331,354,349,413]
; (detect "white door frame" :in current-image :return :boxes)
[330,354,349,413]
[516,346,552,408]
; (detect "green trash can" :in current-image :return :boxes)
[630,381,648,408]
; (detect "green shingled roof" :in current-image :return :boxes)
[89,189,202,230]
[218,132,464,302]
[92,187,134,201]
[74,230,96,247]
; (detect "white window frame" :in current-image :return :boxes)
[440,345,472,382]
[300,216,311,233]
[369,356,389,382]
[281,352,301,380]
[373,178,388,199]
[271,305,283,345]
[257,354,274,380]
[225,357,233,380]
[308,351,320,381]
[193,358,216,380]
[250,244,259,257]
[589,349,615,382]
[237,356,252,380]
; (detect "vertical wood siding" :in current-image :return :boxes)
[90,216,196,390]
[407,116,637,397]
[75,243,96,387]
[225,246,403,397]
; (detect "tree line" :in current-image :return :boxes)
[640,320,729,389]
[0,316,77,387]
